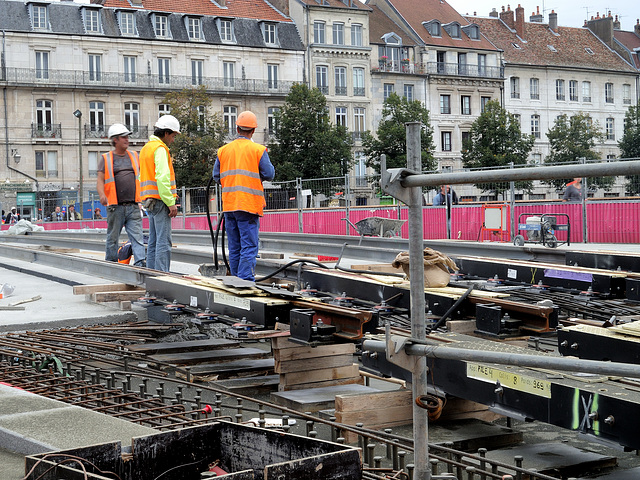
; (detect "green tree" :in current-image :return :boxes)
[163,86,226,188]
[362,92,435,172]
[620,102,640,194]
[268,84,353,181]
[461,100,534,195]
[546,113,612,190]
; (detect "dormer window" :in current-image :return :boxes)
[443,22,461,39]
[462,24,480,40]
[186,17,203,41]
[422,20,441,37]
[118,11,137,36]
[262,22,277,45]
[153,14,171,39]
[30,4,49,30]
[218,19,234,43]
[83,9,101,34]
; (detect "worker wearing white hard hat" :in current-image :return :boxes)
[138,114,181,272]
[4,206,20,225]
[213,111,275,281]
[96,123,146,266]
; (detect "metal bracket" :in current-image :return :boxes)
[384,323,421,372]
[380,154,419,206]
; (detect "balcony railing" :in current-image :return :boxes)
[4,67,298,95]
[374,61,503,79]
[351,131,364,142]
[84,125,107,139]
[128,125,149,139]
[335,86,347,96]
[353,87,365,96]
[31,123,62,138]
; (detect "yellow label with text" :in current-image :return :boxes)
[467,363,551,398]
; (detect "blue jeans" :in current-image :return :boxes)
[105,204,145,266]
[224,211,260,281]
[147,199,172,272]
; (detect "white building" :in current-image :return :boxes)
[0,0,304,217]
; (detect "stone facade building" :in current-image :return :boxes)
[0,0,304,217]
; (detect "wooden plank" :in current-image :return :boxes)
[335,389,412,412]
[127,338,240,355]
[280,364,360,387]
[73,284,143,295]
[189,358,275,375]
[151,347,270,365]
[271,337,304,350]
[274,354,355,374]
[92,291,147,302]
[274,343,355,362]
[282,376,363,391]
[270,384,380,413]
[335,404,412,427]
[247,330,290,339]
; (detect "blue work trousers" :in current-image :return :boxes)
[147,200,172,272]
[224,211,260,281]
[105,204,146,266]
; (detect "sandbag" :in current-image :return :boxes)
[391,247,458,288]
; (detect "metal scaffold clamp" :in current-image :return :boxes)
[379,154,420,206]
[384,323,423,372]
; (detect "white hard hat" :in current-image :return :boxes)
[108,123,131,138]
[154,115,181,133]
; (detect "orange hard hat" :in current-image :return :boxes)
[237,111,258,129]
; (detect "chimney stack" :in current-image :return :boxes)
[515,4,525,38]
[549,10,557,31]
[489,8,499,18]
[613,15,621,30]
[635,19,640,36]
[500,5,515,30]
[530,6,543,22]
[268,0,288,15]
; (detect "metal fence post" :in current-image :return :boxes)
[509,162,515,241]
[181,186,186,229]
[580,158,588,243]
[345,174,351,236]
[296,177,303,234]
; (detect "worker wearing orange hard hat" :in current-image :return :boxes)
[213,111,275,281]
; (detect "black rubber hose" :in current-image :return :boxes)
[206,176,229,273]
[255,259,330,282]
[220,214,229,272]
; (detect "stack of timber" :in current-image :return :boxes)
[272,337,362,391]
[73,283,146,311]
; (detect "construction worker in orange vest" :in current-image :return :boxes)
[139,115,180,272]
[213,111,275,281]
[97,123,146,266]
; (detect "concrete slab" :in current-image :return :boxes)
[485,442,617,478]
[270,384,382,412]
[430,418,523,452]
[0,257,136,331]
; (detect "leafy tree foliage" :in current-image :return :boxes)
[620,103,640,194]
[546,113,612,190]
[268,84,353,181]
[461,100,534,194]
[163,86,226,188]
[362,92,435,172]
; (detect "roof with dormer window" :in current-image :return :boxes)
[467,14,636,72]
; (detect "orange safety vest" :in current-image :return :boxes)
[101,151,140,205]
[139,138,177,201]
[217,138,267,216]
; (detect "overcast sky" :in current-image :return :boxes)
[447,0,638,31]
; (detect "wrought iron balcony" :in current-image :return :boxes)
[335,86,347,96]
[4,67,298,95]
[84,125,107,139]
[31,123,62,138]
[427,62,503,79]
[127,125,149,139]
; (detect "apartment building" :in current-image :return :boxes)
[0,0,304,216]
[271,0,373,192]
[366,0,504,182]
[468,6,639,183]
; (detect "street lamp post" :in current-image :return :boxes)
[73,109,83,215]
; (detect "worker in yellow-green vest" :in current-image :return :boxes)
[213,111,275,281]
[139,115,180,272]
